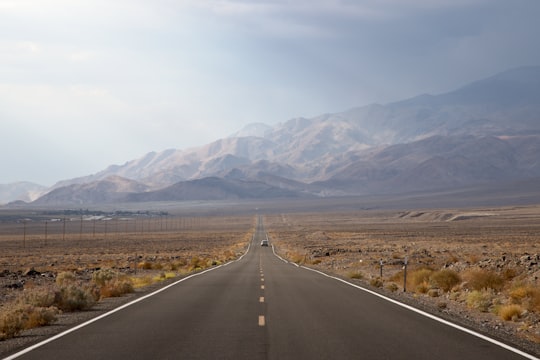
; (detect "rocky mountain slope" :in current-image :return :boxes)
[25,66,540,205]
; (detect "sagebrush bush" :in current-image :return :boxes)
[131,276,154,289]
[55,284,96,311]
[99,279,134,298]
[138,261,153,270]
[0,311,24,340]
[92,268,118,286]
[20,287,56,308]
[409,268,433,290]
[347,271,364,279]
[56,271,77,286]
[370,278,383,288]
[498,304,524,321]
[415,282,429,294]
[510,284,540,313]
[189,256,205,270]
[466,290,494,312]
[18,305,59,329]
[430,269,461,292]
[465,269,505,291]
[92,268,134,299]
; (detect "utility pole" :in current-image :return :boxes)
[44,221,48,247]
[23,220,26,249]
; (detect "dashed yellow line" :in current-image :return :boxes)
[259,296,264,303]
[259,315,265,326]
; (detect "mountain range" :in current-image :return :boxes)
[4,66,540,206]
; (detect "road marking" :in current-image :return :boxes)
[258,315,265,326]
[261,278,264,282]
[298,265,540,360]
[272,244,288,263]
[261,285,265,290]
[259,297,264,303]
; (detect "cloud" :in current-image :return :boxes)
[0,0,539,184]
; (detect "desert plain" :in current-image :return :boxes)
[1,203,539,356]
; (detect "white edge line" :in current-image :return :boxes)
[271,244,288,264]
[298,265,539,360]
[4,241,253,360]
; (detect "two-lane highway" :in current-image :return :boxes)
[5,216,538,359]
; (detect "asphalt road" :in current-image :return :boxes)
[5,216,537,360]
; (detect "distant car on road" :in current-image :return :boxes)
[261,239,269,247]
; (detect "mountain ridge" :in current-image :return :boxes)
[4,66,539,206]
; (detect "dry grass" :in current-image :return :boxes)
[498,304,525,321]
[463,269,505,291]
[430,269,461,292]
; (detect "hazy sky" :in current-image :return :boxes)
[2,0,540,185]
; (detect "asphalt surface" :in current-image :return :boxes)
[5,216,537,360]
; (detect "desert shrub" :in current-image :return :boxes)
[0,302,59,340]
[415,283,430,294]
[370,278,383,288]
[510,284,540,313]
[18,305,59,329]
[502,267,519,280]
[428,289,440,298]
[189,256,205,270]
[498,304,524,321]
[20,287,56,308]
[56,271,77,286]
[55,284,96,311]
[0,310,24,340]
[386,283,399,292]
[430,269,461,292]
[466,290,494,312]
[99,279,134,298]
[407,268,433,294]
[131,276,154,289]
[138,261,153,270]
[509,284,533,301]
[92,268,118,286]
[347,271,364,279]
[92,268,133,299]
[465,269,504,291]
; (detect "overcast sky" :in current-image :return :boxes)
[1,0,540,185]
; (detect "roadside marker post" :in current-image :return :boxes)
[403,257,408,292]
